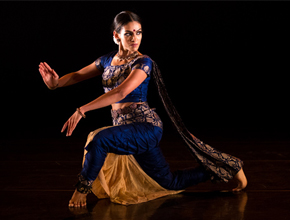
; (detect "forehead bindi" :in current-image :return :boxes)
[125,28,141,33]
[122,21,141,32]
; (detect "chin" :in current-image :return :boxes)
[130,48,139,52]
[130,45,140,51]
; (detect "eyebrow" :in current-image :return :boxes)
[125,28,142,32]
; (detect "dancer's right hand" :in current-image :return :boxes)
[39,62,59,89]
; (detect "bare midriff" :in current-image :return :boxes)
[111,102,145,110]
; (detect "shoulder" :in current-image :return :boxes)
[103,50,117,60]
[131,55,154,76]
[133,55,153,65]
[95,51,117,69]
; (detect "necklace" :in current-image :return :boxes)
[116,51,139,61]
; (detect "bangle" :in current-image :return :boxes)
[49,83,59,90]
[76,108,86,118]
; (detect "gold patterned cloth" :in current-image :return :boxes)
[82,126,183,205]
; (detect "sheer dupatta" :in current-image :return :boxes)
[151,61,243,183]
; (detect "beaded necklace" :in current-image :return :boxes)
[116,51,139,61]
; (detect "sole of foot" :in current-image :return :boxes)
[232,168,247,192]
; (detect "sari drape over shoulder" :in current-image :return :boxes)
[79,51,243,205]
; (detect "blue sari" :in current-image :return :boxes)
[76,51,243,204]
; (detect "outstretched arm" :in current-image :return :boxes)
[39,62,102,89]
[61,69,148,136]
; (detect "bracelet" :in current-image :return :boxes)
[76,108,86,118]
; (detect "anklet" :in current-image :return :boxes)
[75,181,92,194]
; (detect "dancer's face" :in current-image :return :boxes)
[114,21,143,52]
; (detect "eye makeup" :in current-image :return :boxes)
[124,30,143,37]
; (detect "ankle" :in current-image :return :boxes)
[75,174,93,194]
[75,181,92,194]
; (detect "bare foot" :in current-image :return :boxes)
[232,168,248,192]
[68,189,87,207]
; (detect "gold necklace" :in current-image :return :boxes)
[116,51,139,61]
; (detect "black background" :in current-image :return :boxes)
[1,1,289,140]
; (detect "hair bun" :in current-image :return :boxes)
[111,11,142,34]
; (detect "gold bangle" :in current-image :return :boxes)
[76,108,86,118]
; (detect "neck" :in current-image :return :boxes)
[118,48,136,57]
[116,48,139,61]
[118,43,139,56]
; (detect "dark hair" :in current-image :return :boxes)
[111,11,142,33]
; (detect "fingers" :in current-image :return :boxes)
[61,112,82,136]
[39,65,48,76]
[67,119,79,136]
[66,120,74,137]
[43,62,53,71]
[51,69,59,78]
[39,62,52,74]
[61,120,74,136]
[39,63,50,77]
[39,63,46,74]
[39,67,45,77]
[61,121,68,134]
[39,62,59,80]
[66,119,74,136]
[39,62,47,71]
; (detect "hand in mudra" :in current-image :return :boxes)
[39,62,59,89]
[61,110,83,136]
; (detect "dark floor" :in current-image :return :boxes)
[1,127,290,220]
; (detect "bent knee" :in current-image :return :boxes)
[85,130,111,152]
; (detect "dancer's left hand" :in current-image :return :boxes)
[61,111,82,136]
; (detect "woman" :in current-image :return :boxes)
[39,11,247,207]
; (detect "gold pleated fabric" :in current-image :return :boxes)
[82,126,183,205]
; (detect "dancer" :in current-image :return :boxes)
[39,11,247,207]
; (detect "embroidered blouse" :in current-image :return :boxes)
[95,51,153,103]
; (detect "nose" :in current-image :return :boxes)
[131,33,137,42]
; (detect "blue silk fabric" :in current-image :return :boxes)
[95,51,152,103]
[80,52,210,190]
[81,122,209,190]
[89,51,243,186]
